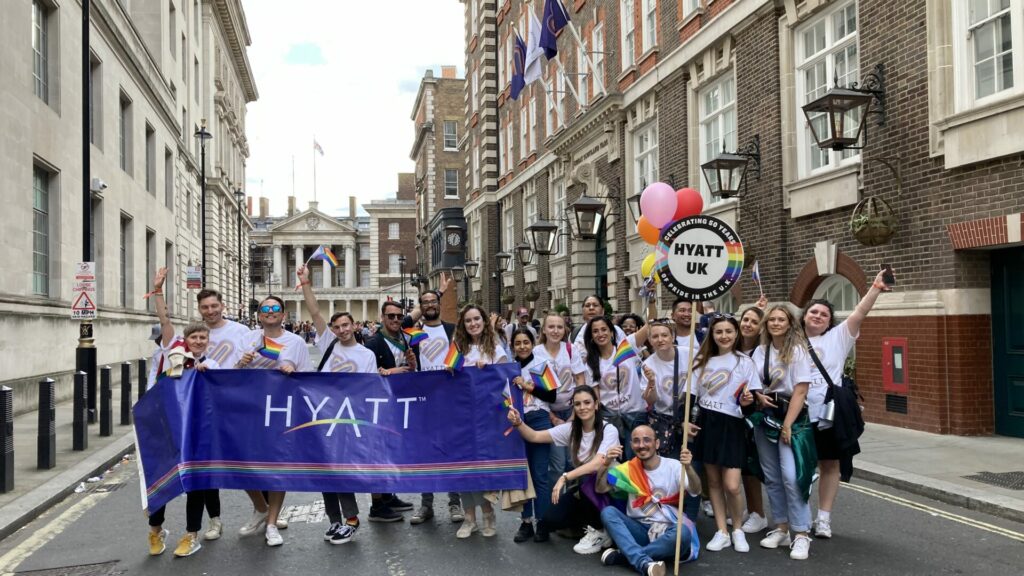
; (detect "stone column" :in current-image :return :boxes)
[295,300,302,323]
[328,300,335,318]
[345,245,356,288]
[273,245,283,289]
[361,300,367,322]
[322,258,332,289]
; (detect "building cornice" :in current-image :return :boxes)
[213,0,259,102]
[549,95,624,157]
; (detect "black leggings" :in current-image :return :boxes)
[149,490,220,533]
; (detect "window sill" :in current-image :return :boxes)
[443,147,459,152]
[678,8,704,31]
[617,65,638,84]
[937,91,1024,169]
[784,163,861,219]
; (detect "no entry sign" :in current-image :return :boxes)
[655,216,744,300]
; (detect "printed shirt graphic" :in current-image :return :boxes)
[243,329,310,372]
[417,324,451,371]
[695,353,757,418]
[582,341,645,414]
[206,321,252,369]
[521,356,551,414]
[315,332,377,374]
[642,344,694,416]
[750,344,813,396]
[533,343,586,411]
[806,319,857,421]
[464,343,509,365]
[548,421,620,464]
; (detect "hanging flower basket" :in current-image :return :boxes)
[524,282,540,302]
[850,196,897,247]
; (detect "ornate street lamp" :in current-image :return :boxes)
[527,220,559,256]
[802,63,886,151]
[193,119,213,285]
[700,136,762,199]
[464,259,479,279]
[515,241,533,267]
[570,194,606,240]
[627,191,643,224]
[495,251,512,273]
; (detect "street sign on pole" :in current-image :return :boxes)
[186,266,202,289]
[71,262,97,320]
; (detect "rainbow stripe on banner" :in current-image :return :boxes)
[724,241,744,283]
[612,340,638,367]
[402,327,428,346]
[444,343,465,371]
[259,336,283,360]
[530,363,559,392]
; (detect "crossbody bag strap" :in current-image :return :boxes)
[806,345,835,390]
[317,338,339,372]
[763,346,771,390]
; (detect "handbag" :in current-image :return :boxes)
[761,347,792,418]
[806,346,839,428]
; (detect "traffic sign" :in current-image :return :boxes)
[186,266,202,289]
[655,216,744,300]
[72,261,98,320]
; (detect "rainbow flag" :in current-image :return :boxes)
[258,336,284,360]
[310,245,339,268]
[612,340,638,367]
[443,343,465,371]
[402,327,428,346]
[607,457,680,510]
[530,363,559,392]
[733,382,747,405]
[502,379,514,409]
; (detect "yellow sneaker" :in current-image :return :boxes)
[148,528,168,555]
[173,533,202,557]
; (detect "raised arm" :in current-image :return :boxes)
[297,264,326,336]
[151,267,175,348]
[845,269,890,337]
[507,407,554,444]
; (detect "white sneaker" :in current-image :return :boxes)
[705,530,731,552]
[276,517,289,530]
[456,520,477,539]
[701,500,715,518]
[790,534,811,560]
[814,519,832,539]
[265,525,283,547]
[731,529,750,552]
[741,512,768,534]
[645,560,666,576]
[573,526,611,554]
[238,510,268,536]
[203,517,223,541]
[760,528,792,549]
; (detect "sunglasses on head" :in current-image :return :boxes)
[711,313,735,320]
[384,313,403,320]
[260,304,283,313]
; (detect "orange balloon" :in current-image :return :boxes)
[638,216,661,245]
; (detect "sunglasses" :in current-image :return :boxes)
[420,300,439,306]
[384,313,403,320]
[259,304,283,313]
[711,313,735,320]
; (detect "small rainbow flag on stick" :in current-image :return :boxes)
[612,340,638,367]
[443,343,465,371]
[530,363,559,392]
[733,382,748,405]
[502,379,514,409]
[608,458,679,510]
[258,336,284,360]
[402,327,428,346]
[309,245,339,268]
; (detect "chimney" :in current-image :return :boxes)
[287,196,296,217]
[441,65,457,79]
[247,196,253,216]
[397,173,415,200]
[349,196,357,218]
[308,200,319,212]
[259,197,269,218]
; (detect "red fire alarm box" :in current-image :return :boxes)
[882,337,908,394]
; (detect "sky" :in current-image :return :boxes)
[241,1,465,218]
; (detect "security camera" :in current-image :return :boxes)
[90,178,108,192]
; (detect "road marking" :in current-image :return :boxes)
[844,482,1024,543]
[0,493,107,575]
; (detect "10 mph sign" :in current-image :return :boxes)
[655,216,744,300]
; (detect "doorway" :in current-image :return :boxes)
[991,247,1024,438]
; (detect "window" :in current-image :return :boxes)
[194,0,199,36]
[32,166,51,296]
[621,0,636,69]
[634,122,659,195]
[552,179,567,235]
[90,196,102,300]
[181,34,187,82]
[507,117,516,168]
[388,222,400,239]
[813,274,859,316]
[120,214,133,307]
[642,0,657,52]
[471,66,479,113]
[388,254,401,275]
[146,230,155,312]
[359,244,369,260]
[682,0,700,19]
[699,74,736,204]
[186,188,192,230]
[557,60,567,124]
[504,208,516,271]
[164,148,174,209]
[956,0,1022,109]
[593,22,605,94]
[444,169,459,198]
[32,0,53,104]
[472,144,481,189]
[498,34,507,88]
[119,91,132,174]
[499,116,509,171]
[443,120,458,149]
[795,1,860,177]
[578,43,589,106]
[145,123,156,193]
[470,216,482,261]
[546,71,558,134]
[169,1,177,61]
[194,58,200,102]
[529,95,538,151]
[359,269,369,287]
[525,189,537,228]
[90,55,102,147]
[165,241,174,314]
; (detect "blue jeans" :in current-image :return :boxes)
[754,425,811,532]
[600,507,683,573]
[522,409,552,521]
[548,408,572,489]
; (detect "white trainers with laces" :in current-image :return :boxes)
[238,510,268,536]
[731,529,750,552]
[203,517,223,541]
[790,534,811,560]
[701,500,715,518]
[572,526,610,554]
[705,530,732,552]
[741,512,768,533]
[814,519,832,539]
[759,528,792,549]
[265,525,284,547]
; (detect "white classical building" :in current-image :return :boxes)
[0,0,256,402]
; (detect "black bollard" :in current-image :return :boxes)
[99,366,112,437]
[0,387,12,493]
[73,371,88,451]
[38,378,56,469]
[137,358,147,401]
[120,362,132,425]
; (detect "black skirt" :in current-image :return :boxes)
[814,424,842,461]
[693,409,747,469]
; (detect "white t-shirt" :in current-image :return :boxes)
[417,323,452,371]
[806,320,858,421]
[147,346,162,390]
[315,332,377,374]
[243,329,310,372]
[505,322,537,342]
[464,343,509,365]
[582,340,646,414]
[695,353,757,418]
[624,457,700,525]
[520,356,551,414]
[750,344,814,396]
[205,320,252,369]
[533,343,587,411]
[548,421,620,465]
[642,345,693,416]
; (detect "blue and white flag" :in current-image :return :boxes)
[539,0,569,59]
[511,31,527,100]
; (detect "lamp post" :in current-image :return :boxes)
[494,251,512,314]
[452,265,467,304]
[234,188,244,318]
[398,254,407,311]
[249,240,256,323]
[265,257,273,297]
[464,259,479,305]
[700,135,762,200]
[78,0,97,424]
[193,119,213,286]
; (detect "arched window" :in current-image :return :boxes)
[812,274,858,318]
[714,292,737,315]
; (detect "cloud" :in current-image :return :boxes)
[241,0,466,218]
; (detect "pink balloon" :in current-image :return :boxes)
[640,182,678,228]
[673,187,704,220]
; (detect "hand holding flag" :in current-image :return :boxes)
[751,260,763,298]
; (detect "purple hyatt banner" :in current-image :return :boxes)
[134,364,527,512]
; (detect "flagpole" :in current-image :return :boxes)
[674,303,698,576]
[554,58,583,106]
[530,0,606,96]
[312,138,318,203]
[542,78,564,126]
